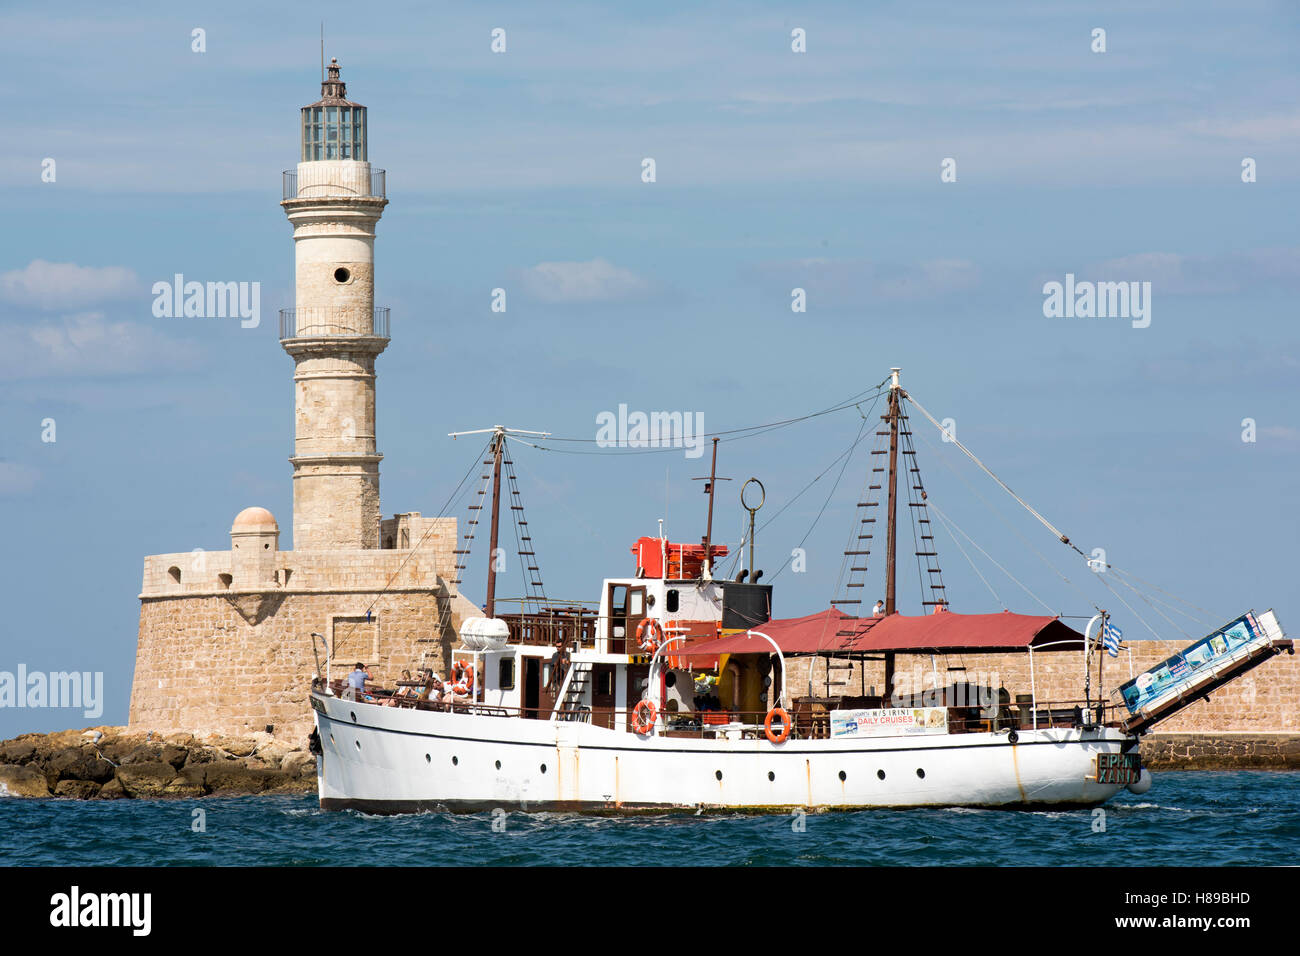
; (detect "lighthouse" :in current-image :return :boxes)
[280,57,389,550]
[128,60,480,742]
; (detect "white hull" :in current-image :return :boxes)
[312,691,1136,812]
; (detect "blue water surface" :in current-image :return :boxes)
[2,771,1296,867]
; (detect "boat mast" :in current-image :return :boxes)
[694,436,729,580]
[883,367,902,699]
[448,425,551,619]
[485,431,504,618]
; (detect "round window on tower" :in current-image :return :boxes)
[333,267,351,283]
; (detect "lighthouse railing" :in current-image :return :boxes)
[282,168,386,201]
[280,307,390,339]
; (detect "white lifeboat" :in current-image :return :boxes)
[461,616,511,650]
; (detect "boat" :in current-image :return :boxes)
[308,370,1292,812]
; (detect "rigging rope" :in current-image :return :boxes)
[926,501,1056,614]
[928,502,1005,609]
[513,380,891,456]
[332,436,494,659]
[914,426,1099,614]
[1106,565,1219,625]
[905,392,1087,558]
[768,411,874,582]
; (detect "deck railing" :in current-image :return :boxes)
[497,606,598,648]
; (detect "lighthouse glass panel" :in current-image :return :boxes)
[302,105,366,162]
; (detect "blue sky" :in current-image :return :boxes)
[1,0,1298,736]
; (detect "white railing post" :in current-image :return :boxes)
[1028,645,1038,730]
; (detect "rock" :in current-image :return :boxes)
[202,734,258,758]
[121,744,164,766]
[115,761,178,798]
[159,745,189,770]
[203,759,290,794]
[281,751,317,778]
[183,747,215,766]
[0,764,51,798]
[46,748,116,784]
[55,779,102,799]
[0,740,37,765]
[163,775,205,797]
[97,777,128,800]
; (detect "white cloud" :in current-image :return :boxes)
[1183,114,1300,143]
[0,260,139,311]
[0,462,40,497]
[517,258,652,303]
[0,311,200,380]
[1260,425,1300,444]
[754,256,980,305]
[1085,248,1300,295]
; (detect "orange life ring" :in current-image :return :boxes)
[764,707,791,744]
[632,699,657,735]
[636,618,665,653]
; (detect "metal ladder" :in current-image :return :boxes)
[553,658,592,722]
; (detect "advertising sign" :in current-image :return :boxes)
[1118,612,1262,715]
[830,707,949,738]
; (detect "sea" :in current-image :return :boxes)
[4,771,1297,867]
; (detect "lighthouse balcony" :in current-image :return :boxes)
[283,166,386,201]
[280,307,390,339]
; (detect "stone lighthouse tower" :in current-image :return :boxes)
[127,60,478,743]
[280,57,388,550]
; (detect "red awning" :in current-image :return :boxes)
[674,607,1083,658]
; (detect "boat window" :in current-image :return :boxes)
[666,589,680,613]
[542,663,552,686]
[630,590,645,617]
[596,669,614,696]
[610,584,628,638]
[498,656,515,691]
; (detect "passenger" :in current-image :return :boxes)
[384,669,416,707]
[432,674,451,707]
[343,662,372,701]
[549,641,564,691]
[872,599,886,617]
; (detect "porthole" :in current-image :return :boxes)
[350,711,357,723]
[495,760,502,770]
[540,764,547,774]
[767,771,775,782]
[877,769,886,780]
[425,754,431,763]
[916,768,926,779]
[838,770,847,782]
[329,734,335,746]
[333,267,351,283]
[715,770,723,781]
[452,756,459,766]
[354,740,361,750]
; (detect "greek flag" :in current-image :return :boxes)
[1102,621,1122,658]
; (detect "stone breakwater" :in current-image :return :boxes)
[1141,732,1300,771]
[0,727,316,799]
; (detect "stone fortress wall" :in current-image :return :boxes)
[128,512,483,742]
